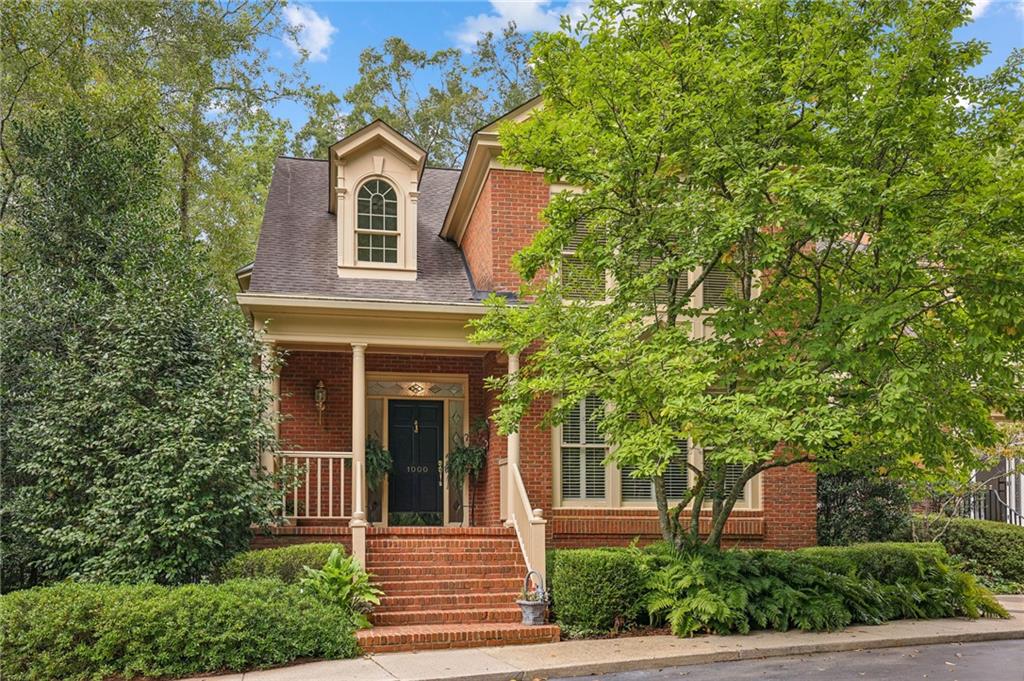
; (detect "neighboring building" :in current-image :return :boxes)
[237,101,817,652]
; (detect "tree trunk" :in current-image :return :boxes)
[178,153,193,238]
[704,465,759,548]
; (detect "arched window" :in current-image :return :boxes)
[356,179,399,263]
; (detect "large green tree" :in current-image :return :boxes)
[340,24,539,166]
[473,0,1024,548]
[1,0,304,292]
[0,107,281,589]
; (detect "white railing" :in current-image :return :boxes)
[506,462,547,580]
[279,452,354,520]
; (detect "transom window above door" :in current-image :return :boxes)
[356,179,399,264]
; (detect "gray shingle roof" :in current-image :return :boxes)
[248,158,476,304]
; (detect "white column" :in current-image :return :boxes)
[505,352,520,525]
[350,343,368,566]
[259,337,278,475]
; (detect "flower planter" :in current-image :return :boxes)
[516,598,548,625]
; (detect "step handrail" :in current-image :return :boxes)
[507,462,546,580]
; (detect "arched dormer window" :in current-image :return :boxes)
[356,179,399,264]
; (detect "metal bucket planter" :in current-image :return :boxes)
[516,570,548,625]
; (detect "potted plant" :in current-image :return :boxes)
[445,419,488,525]
[365,437,391,524]
[516,570,548,625]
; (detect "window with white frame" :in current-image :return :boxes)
[621,438,690,502]
[356,179,399,264]
[560,395,607,500]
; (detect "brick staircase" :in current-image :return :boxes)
[356,527,560,653]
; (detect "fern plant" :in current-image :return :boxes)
[365,437,392,493]
[445,419,488,524]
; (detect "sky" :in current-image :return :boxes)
[266,0,1024,135]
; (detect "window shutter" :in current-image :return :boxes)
[561,446,581,499]
[664,439,690,499]
[561,220,606,300]
[702,265,743,308]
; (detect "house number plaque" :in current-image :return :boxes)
[406,465,430,474]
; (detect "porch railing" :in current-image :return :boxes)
[279,451,354,520]
[503,460,547,580]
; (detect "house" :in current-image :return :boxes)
[236,100,817,652]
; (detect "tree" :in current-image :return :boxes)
[0,107,281,589]
[472,0,1024,549]
[342,23,539,167]
[1,0,304,292]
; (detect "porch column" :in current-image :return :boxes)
[505,352,520,525]
[350,342,368,566]
[259,338,278,475]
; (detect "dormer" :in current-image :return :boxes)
[329,121,427,280]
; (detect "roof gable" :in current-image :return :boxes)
[328,120,428,215]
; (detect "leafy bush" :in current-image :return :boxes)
[1,109,281,589]
[221,543,343,583]
[301,548,382,628]
[817,472,911,546]
[644,543,1005,638]
[0,579,360,681]
[550,548,648,635]
[913,516,1024,584]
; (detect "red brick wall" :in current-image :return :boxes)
[460,168,549,294]
[762,462,818,549]
[462,177,494,291]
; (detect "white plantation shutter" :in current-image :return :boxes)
[703,445,746,501]
[702,265,743,308]
[621,438,690,502]
[560,396,607,500]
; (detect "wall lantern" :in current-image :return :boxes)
[314,380,328,425]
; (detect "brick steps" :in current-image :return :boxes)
[373,606,521,626]
[375,577,521,594]
[359,529,557,653]
[356,623,560,654]
[378,591,519,612]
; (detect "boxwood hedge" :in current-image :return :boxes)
[220,543,343,583]
[0,579,360,681]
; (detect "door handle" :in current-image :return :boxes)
[438,459,443,488]
[414,419,419,433]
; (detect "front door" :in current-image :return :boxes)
[388,400,444,522]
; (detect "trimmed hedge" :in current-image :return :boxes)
[913,516,1024,583]
[550,548,648,635]
[796,542,951,583]
[0,579,360,681]
[220,543,343,583]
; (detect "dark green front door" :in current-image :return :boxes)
[388,400,444,519]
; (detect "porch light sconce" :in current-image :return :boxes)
[314,381,327,425]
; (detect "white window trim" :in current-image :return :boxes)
[336,163,419,281]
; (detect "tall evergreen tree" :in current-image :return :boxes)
[1,107,280,589]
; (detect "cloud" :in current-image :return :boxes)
[969,0,996,18]
[283,4,336,62]
[453,0,590,49]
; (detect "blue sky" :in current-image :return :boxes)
[268,0,1024,132]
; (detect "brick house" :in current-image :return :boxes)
[237,100,817,652]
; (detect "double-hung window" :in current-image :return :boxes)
[621,438,690,502]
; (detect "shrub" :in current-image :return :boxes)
[913,516,1024,584]
[300,548,382,628]
[220,543,343,583]
[550,548,648,635]
[0,579,360,681]
[644,543,1005,638]
[817,472,912,546]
